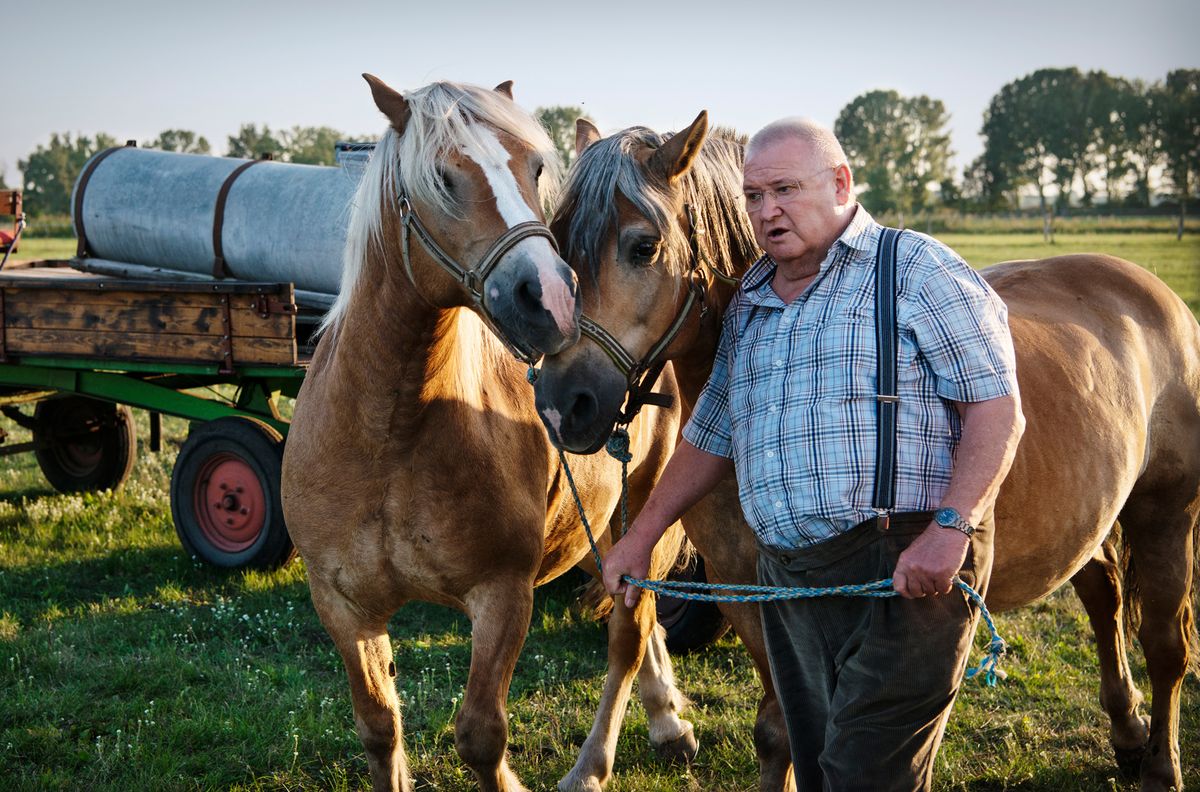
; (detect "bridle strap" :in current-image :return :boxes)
[576,203,719,422]
[397,196,560,364]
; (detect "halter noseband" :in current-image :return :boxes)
[398,195,560,365]
[578,204,730,424]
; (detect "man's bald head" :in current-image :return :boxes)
[747,117,850,176]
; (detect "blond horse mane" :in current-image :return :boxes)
[321,81,563,334]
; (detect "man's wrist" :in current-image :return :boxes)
[933,507,975,537]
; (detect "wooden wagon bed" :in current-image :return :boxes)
[0,260,304,370]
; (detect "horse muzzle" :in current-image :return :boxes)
[533,350,627,454]
[483,245,581,356]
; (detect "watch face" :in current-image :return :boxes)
[935,508,957,525]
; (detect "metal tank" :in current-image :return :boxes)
[70,145,365,296]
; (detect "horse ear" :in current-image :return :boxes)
[494,80,514,100]
[363,73,410,134]
[648,110,709,183]
[575,118,601,158]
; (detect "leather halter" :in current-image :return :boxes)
[578,204,733,424]
[398,195,560,364]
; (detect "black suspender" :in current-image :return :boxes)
[872,227,903,511]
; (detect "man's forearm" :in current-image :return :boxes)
[628,440,734,546]
[942,392,1025,524]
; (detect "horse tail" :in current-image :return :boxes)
[1115,515,1200,676]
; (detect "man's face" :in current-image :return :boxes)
[742,137,850,270]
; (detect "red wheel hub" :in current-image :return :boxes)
[193,452,266,552]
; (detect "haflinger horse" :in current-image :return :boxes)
[281,76,699,792]
[531,112,1200,792]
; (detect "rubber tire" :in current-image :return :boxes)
[33,397,137,493]
[658,554,732,655]
[170,417,296,570]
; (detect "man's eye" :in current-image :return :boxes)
[745,192,762,204]
[776,184,796,196]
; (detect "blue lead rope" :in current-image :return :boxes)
[555,430,1008,686]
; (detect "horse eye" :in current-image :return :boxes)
[436,167,454,193]
[632,240,659,262]
[535,164,544,181]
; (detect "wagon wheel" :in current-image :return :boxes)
[658,554,732,655]
[170,417,296,570]
[33,397,137,493]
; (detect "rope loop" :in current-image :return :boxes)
[605,427,632,463]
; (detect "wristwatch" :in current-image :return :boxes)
[934,507,975,537]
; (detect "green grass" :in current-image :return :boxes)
[1,233,1199,790]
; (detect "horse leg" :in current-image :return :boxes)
[636,623,698,761]
[1068,540,1149,774]
[713,597,795,792]
[309,576,410,792]
[560,590,692,792]
[457,580,535,792]
[1120,492,1197,792]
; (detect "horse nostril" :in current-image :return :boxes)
[567,388,598,431]
[515,278,544,316]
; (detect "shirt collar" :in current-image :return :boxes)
[739,205,880,296]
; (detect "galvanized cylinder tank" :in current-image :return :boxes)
[71,146,362,295]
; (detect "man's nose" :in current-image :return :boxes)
[760,192,784,217]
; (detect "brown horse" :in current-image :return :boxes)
[530,112,1200,792]
[281,76,698,792]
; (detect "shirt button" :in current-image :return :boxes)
[769,405,778,413]
[773,359,784,367]
[766,450,775,458]
[775,500,784,509]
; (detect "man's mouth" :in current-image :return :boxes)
[767,228,788,241]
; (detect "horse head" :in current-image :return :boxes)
[326,74,580,358]
[535,112,758,453]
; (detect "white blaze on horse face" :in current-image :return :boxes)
[464,127,576,336]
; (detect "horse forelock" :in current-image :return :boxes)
[554,126,758,291]
[320,80,562,334]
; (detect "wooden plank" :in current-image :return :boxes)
[0,275,292,294]
[4,327,297,366]
[2,295,294,339]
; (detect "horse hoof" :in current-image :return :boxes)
[1113,743,1145,779]
[653,723,699,764]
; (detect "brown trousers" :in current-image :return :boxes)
[757,511,994,792]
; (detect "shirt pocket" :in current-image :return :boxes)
[806,312,876,402]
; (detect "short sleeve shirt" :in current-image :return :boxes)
[682,207,1017,551]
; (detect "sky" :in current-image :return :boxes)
[4,0,1197,186]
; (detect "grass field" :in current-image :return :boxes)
[1,234,1199,791]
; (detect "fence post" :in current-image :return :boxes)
[1043,212,1054,244]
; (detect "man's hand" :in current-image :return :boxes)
[602,530,656,609]
[892,523,970,599]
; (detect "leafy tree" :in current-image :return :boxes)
[535,106,593,170]
[1159,69,1200,219]
[1124,80,1164,207]
[0,169,8,190]
[980,68,1097,211]
[18,132,118,215]
[226,124,284,160]
[834,89,953,214]
[143,129,211,154]
[281,126,345,166]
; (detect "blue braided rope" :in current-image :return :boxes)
[557,435,1008,686]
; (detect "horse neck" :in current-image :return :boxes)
[325,230,480,434]
[673,248,753,418]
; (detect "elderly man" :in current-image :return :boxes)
[602,118,1024,790]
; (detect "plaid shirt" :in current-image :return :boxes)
[682,207,1017,551]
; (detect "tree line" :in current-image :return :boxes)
[9,68,1197,218]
